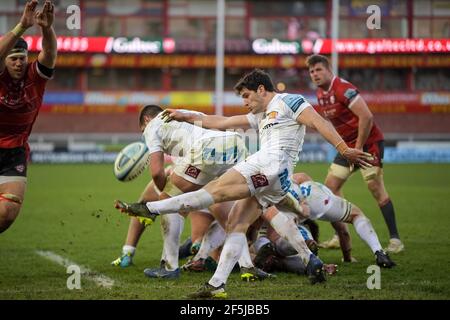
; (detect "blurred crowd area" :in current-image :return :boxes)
[2,0,449,39]
[1,0,448,93]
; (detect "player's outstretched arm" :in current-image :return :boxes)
[36,0,57,69]
[297,106,373,168]
[0,0,37,72]
[163,109,251,131]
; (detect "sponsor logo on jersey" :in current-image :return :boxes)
[261,122,279,130]
[184,165,201,179]
[251,174,269,189]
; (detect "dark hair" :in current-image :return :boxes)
[305,54,331,70]
[139,104,163,126]
[14,37,28,50]
[7,37,28,56]
[233,69,275,94]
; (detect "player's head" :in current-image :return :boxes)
[5,37,28,80]
[306,54,333,88]
[234,69,275,114]
[139,104,163,131]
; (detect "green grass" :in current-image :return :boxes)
[1,163,450,300]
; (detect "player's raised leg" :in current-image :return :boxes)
[115,168,251,217]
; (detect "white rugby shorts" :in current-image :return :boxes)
[173,133,247,185]
[233,150,295,208]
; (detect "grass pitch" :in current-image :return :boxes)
[1,163,450,300]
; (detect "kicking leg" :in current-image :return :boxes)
[115,168,251,217]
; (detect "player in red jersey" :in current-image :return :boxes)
[306,54,404,255]
[0,0,57,233]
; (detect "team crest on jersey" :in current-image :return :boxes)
[267,111,278,119]
[184,165,201,179]
[251,174,269,189]
[330,95,336,104]
[15,165,25,173]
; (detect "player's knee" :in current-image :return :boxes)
[361,165,383,182]
[291,172,312,184]
[327,164,351,184]
[348,205,364,223]
[0,203,21,233]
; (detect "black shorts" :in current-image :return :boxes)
[0,147,28,177]
[333,140,384,169]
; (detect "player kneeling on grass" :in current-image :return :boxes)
[280,172,396,268]
[252,219,338,276]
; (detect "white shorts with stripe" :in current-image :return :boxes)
[233,150,295,208]
[298,181,352,222]
[173,133,247,186]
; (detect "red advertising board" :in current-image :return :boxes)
[22,36,450,54]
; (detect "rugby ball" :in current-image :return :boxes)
[114,141,150,182]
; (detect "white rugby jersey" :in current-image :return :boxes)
[143,110,236,157]
[246,93,311,163]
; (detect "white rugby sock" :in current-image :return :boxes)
[353,216,382,253]
[238,241,254,269]
[146,189,214,214]
[209,232,245,287]
[270,211,312,265]
[161,214,185,270]
[195,221,226,260]
[122,245,135,256]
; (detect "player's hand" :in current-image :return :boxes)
[160,110,173,123]
[342,148,373,170]
[35,0,55,29]
[161,109,187,123]
[19,0,38,29]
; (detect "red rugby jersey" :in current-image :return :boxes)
[315,76,383,147]
[0,61,49,150]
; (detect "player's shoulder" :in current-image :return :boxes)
[277,93,310,114]
[143,115,164,135]
[334,77,358,91]
[334,77,359,101]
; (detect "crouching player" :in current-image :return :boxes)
[286,172,395,268]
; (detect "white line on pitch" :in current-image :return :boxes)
[35,250,115,289]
